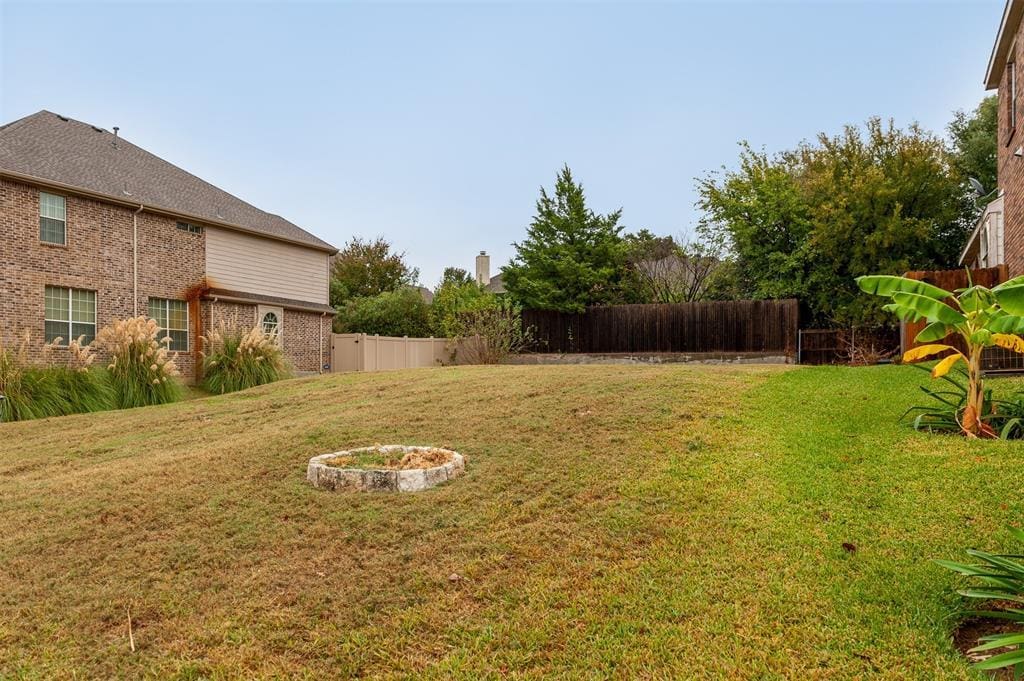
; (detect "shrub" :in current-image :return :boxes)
[45,336,115,414]
[0,334,113,422]
[937,527,1024,675]
[95,317,182,409]
[450,298,533,364]
[201,325,289,394]
[334,287,433,337]
[0,337,64,422]
[430,280,494,337]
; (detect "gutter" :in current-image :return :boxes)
[201,292,336,315]
[0,169,338,255]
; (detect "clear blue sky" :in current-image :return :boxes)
[0,0,1005,286]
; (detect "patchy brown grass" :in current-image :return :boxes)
[1,363,1022,679]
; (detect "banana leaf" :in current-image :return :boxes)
[991,313,1024,334]
[856,275,952,300]
[891,292,966,326]
[915,321,951,343]
[996,283,1024,316]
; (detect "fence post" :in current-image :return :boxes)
[797,329,802,365]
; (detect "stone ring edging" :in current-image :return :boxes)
[306,445,465,492]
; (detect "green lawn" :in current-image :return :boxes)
[1,364,1023,679]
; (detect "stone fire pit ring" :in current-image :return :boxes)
[307,445,465,493]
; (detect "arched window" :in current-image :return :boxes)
[261,311,280,336]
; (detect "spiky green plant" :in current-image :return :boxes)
[0,334,70,422]
[95,317,183,409]
[857,273,1024,437]
[902,364,1024,439]
[201,325,289,394]
[937,527,1024,676]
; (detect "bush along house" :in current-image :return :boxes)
[0,110,337,382]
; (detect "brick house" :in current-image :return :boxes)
[0,110,337,381]
[964,0,1024,276]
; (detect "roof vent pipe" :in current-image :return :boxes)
[112,126,120,148]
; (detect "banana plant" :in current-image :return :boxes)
[856,273,1024,438]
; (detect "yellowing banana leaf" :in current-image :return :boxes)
[856,275,951,300]
[903,344,959,362]
[993,333,1024,354]
[931,353,964,378]
[891,292,967,326]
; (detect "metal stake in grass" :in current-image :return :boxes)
[127,604,135,652]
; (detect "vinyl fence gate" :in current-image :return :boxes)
[331,333,450,372]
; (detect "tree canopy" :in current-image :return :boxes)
[330,237,419,308]
[949,94,998,198]
[697,118,970,327]
[503,166,626,312]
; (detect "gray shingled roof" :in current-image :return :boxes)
[0,110,336,252]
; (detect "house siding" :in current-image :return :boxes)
[205,226,330,305]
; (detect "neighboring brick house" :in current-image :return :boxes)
[969,0,1024,276]
[0,110,337,382]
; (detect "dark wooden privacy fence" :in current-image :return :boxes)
[522,299,799,355]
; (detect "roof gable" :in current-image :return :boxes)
[987,0,1024,89]
[0,111,336,253]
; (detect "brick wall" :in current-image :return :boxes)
[2,176,333,383]
[200,301,330,375]
[998,29,1024,278]
[0,178,204,376]
[282,309,331,373]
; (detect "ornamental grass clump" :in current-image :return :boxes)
[201,325,289,394]
[0,333,114,422]
[43,336,115,415]
[0,332,65,422]
[95,317,182,409]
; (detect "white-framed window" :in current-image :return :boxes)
[261,311,280,335]
[39,192,66,245]
[45,286,96,345]
[148,298,189,351]
[257,305,283,340]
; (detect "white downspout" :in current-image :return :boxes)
[133,204,143,316]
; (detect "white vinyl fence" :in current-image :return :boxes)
[330,333,451,372]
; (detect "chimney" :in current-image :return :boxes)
[475,251,490,286]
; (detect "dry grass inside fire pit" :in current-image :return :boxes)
[323,446,453,471]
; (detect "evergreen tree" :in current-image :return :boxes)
[503,166,625,312]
